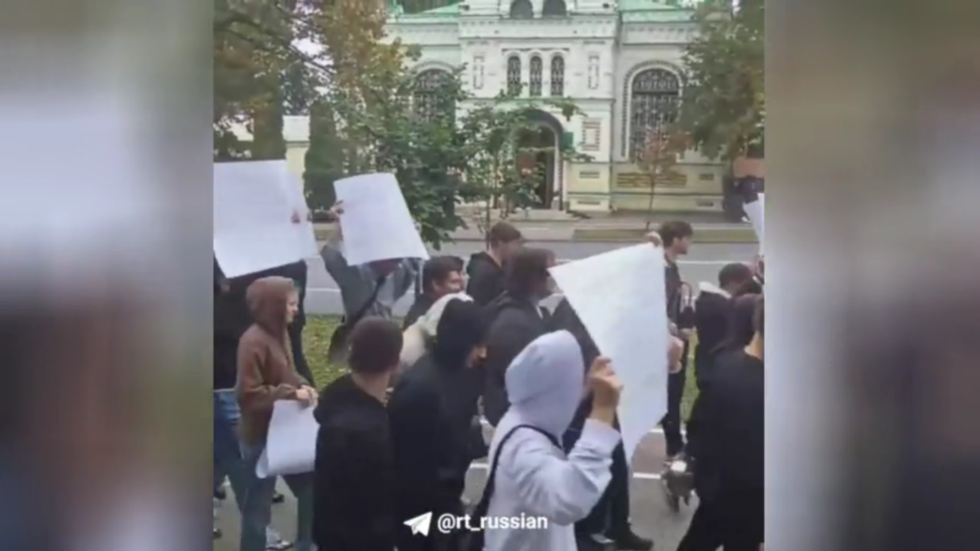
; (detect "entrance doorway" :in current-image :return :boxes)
[515,110,563,209]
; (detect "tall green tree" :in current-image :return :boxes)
[304,100,347,211]
[214,0,325,160]
[674,0,764,161]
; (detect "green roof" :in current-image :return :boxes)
[391,1,694,22]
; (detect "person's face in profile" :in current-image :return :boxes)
[434,270,464,298]
[285,290,300,324]
[673,235,692,255]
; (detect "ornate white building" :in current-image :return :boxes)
[387,0,726,213]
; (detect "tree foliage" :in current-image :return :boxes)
[214,0,324,160]
[675,0,764,161]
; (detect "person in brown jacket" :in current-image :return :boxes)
[236,276,317,551]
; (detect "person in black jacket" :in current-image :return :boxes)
[466,221,523,306]
[482,247,555,426]
[659,220,695,459]
[389,299,491,551]
[403,255,465,329]
[694,263,756,390]
[313,317,403,551]
[550,299,654,551]
[679,295,764,551]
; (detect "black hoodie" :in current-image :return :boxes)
[481,291,551,426]
[693,282,734,389]
[466,251,505,306]
[313,374,396,551]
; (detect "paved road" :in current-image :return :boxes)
[213,429,698,551]
[304,241,758,316]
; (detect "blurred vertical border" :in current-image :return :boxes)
[768,0,980,550]
[0,0,213,549]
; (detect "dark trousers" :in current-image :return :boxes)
[571,440,631,536]
[677,495,763,551]
[660,366,687,457]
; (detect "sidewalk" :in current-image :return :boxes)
[314,217,757,243]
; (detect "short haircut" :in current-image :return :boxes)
[718,263,754,289]
[488,222,523,247]
[347,317,403,376]
[421,256,462,293]
[753,294,765,336]
[504,247,552,298]
[657,221,694,247]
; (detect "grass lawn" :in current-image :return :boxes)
[303,314,700,423]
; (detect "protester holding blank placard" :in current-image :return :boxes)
[236,276,316,551]
[320,201,419,361]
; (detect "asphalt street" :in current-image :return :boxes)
[304,241,758,316]
[213,429,699,551]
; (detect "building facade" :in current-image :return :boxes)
[386,0,726,213]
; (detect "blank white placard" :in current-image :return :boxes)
[549,243,669,464]
[256,400,319,478]
[744,193,765,255]
[213,161,309,277]
[333,173,429,266]
[282,174,319,258]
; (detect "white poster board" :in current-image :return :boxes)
[256,400,319,478]
[333,173,429,266]
[744,193,765,255]
[213,161,308,278]
[549,244,669,463]
[282,174,320,258]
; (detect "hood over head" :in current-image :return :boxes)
[432,298,490,368]
[505,330,585,438]
[245,276,295,335]
[419,292,474,339]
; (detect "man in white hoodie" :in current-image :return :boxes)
[479,330,623,551]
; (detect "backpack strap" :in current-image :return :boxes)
[465,424,559,550]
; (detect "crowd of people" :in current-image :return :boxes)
[213,201,765,551]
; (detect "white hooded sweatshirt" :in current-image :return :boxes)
[484,330,621,551]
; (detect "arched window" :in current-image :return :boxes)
[506,56,522,96]
[529,56,543,97]
[550,56,565,96]
[627,68,680,160]
[509,0,533,18]
[542,0,567,17]
[413,69,453,123]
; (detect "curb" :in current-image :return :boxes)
[574,227,758,244]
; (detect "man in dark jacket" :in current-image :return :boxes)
[694,262,755,390]
[466,221,523,306]
[482,247,555,426]
[679,295,764,551]
[658,220,694,459]
[551,299,654,551]
[403,255,465,329]
[389,299,491,551]
[313,317,403,551]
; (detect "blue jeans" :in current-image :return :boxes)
[213,390,248,513]
[239,439,313,551]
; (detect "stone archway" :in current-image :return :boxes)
[515,109,563,209]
